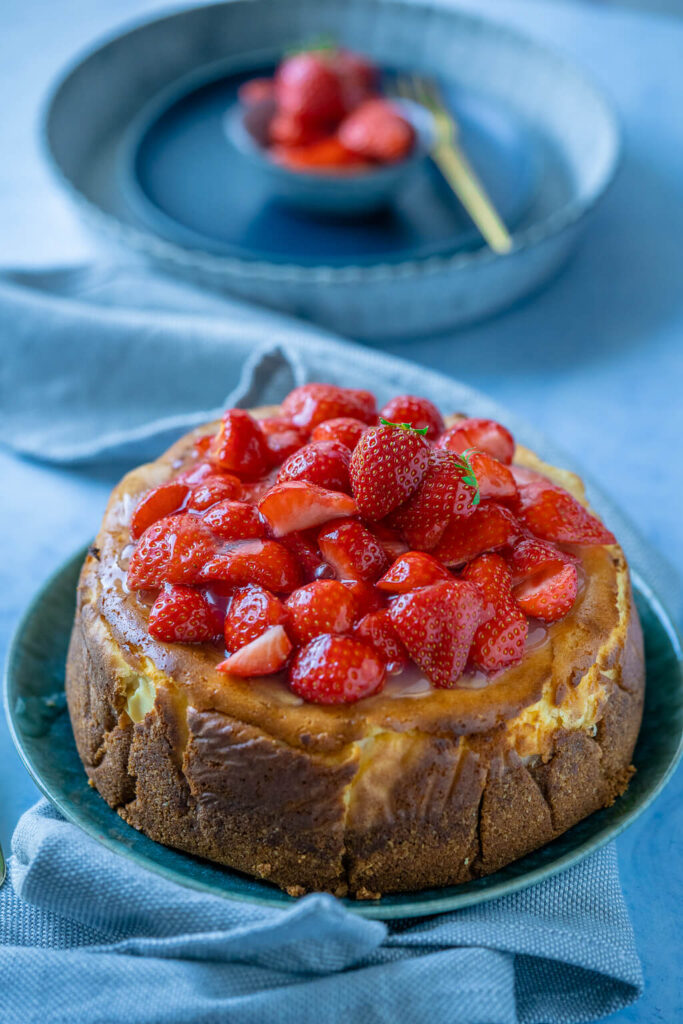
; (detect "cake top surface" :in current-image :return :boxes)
[82,385,626,752]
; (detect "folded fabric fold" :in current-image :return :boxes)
[0,801,641,1024]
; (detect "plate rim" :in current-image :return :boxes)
[4,543,683,920]
[41,0,622,284]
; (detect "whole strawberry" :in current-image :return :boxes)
[463,554,528,672]
[275,52,345,125]
[339,99,415,163]
[224,584,288,652]
[378,394,444,440]
[286,580,357,645]
[277,439,351,492]
[148,585,222,643]
[389,448,478,550]
[349,422,430,521]
[390,580,487,688]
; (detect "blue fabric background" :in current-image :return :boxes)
[1,0,682,1021]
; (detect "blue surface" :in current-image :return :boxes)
[0,0,682,1021]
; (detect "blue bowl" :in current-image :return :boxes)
[223,97,435,215]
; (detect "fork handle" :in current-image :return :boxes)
[433,142,513,254]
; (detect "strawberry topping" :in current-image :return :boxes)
[123,386,615,703]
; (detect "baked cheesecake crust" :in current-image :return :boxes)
[66,410,645,897]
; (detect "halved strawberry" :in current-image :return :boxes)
[127,515,218,589]
[389,580,487,688]
[202,500,266,540]
[281,383,376,430]
[389,448,477,550]
[130,481,190,540]
[378,395,444,440]
[187,473,242,512]
[354,609,409,674]
[209,409,269,480]
[285,580,357,645]
[508,538,579,622]
[223,584,288,652]
[258,481,356,536]
[148,585,223,643]
[517,480,616,545]
[349,424,430,521]
[432,503,520,567]
[217,625,292,677]
[463,554,527,672]
[277,439,351,492]
[438,418,515,465]
[318,517,388,582]
[199,539,301,593]
[259,416,309,464]
[377,551,452,593]
[311,417,368,450]
[288,634,386,704]
[469,452,518,505]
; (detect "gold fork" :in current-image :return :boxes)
[396,75,513,254]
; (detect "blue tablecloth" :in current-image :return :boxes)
[1,0,682,1021]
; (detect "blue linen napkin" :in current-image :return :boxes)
[1,262,671,1023]
[1,800,642,1024]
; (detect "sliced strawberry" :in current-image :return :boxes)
[508,538,579,622]
[259,416,309,465]
[354,609,409,674]
[274,52,346,124]
[318,517,388,582]
[469,452,518,504]
[517,480,616,545]
[390,580,487,688]
[148,585,223,643]
[209,409,269,480]
[258,481,356,536]
[349,424,430,521]
[338,99,415,163]
[311,417,368,450]
[389,448,477,550]
[281,383,376,430]
[199,539,301,593]
[342,579,385,618]
[438,418,515,465]
[288,634,386,704]
[193,434,214,458]
[187,473,242,512]
[285,580,357,645]
[463,554,527,672]
[377,551,452,593]
[130,481,190,540]
[178,461,213,486]
[217,625,292,677]
[238,77,275,107]
[378,395,444,440]
[127,515,218,589]
[432,503,520,567]
[223,584,288,652]
[202,500,266,540]
[277,439,351,492]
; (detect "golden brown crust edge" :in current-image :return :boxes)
[65,412,646,898]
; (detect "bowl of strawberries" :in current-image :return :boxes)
[224,44,433,214]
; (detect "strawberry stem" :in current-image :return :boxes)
[453,447,481,507]
[379,417,429,436]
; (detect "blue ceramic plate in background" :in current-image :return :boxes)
[43,0,620,339]
[5,547,682,921]
[120,61,536,259]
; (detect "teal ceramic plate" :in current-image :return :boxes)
[4,546,683,920]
